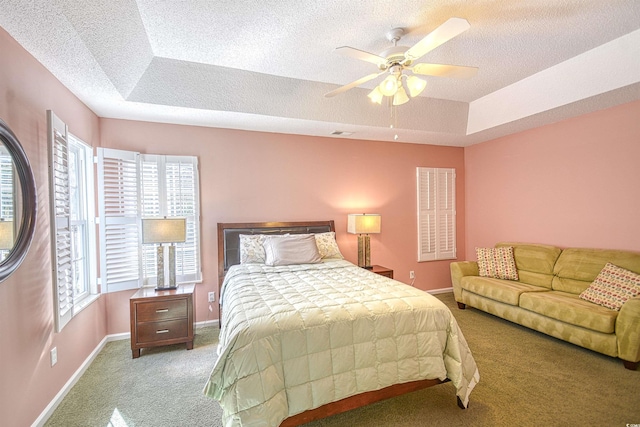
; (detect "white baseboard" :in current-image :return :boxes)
[32,323,218,426]
[108,331,130,341]
[428,286,453,295]
[32,335,110,427]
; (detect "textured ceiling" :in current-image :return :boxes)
[1,0,639,146]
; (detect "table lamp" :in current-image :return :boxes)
[141,217,186,290]
[0,220,13,261]
[347,213,381,269]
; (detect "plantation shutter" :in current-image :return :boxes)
[168,156,201,282]
[97,148,142,292]
[436,168,456,259]
[140,154,201,284]
[0,148,13,220]
[47,110,73,330]
[98,149,201,290]
[0,146,14,262]
[417,167,456,262]
[140,156,160,283]
[417,167,436,261]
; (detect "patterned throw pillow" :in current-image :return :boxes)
[314,232,344,259]
[579,263,640,311]
[476,247,519,280]
[239,234,266,264]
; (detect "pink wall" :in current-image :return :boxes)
[0,27,106,426]
[465,100,640,259]
[5,16,638,425]
[100,119,467,331]
[1,24,465,425]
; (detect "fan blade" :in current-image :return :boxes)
[412,63,478,79]
[325,72,384,97]
[335,46,387,67]
[404,17,471,62]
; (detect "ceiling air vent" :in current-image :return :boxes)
[331,131,353,136]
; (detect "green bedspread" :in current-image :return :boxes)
[204,260,479,426]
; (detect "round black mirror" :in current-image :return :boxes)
[0,118,36,282]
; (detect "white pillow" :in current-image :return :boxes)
[263,234,322,266]
[239,234,266,264]
[314,231,344,259]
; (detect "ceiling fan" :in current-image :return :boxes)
[325,17,478,105]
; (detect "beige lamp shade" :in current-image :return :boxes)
[0,220,13,250]
[141,218,186,244]
[347,214,381,235]
[392,85,410,106]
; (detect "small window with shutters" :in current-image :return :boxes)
[48,111,97,332]
[417,167,456,262]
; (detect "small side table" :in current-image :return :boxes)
[370,265,393,279]
[130,284,195,358]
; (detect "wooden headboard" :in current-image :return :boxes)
[216,220,335,286]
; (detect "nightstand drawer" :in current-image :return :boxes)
[136,299,188,322]
[136,319,189,344]
[130,284,195,358]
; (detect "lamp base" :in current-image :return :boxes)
[357,234,371,268]
[155,286,178,291]
[156,244,178,291]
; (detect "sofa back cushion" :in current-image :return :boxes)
[552,248,640,294]
[496,242,562,288]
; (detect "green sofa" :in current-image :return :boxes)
[450,242,640,370]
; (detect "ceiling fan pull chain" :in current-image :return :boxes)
[390,104,400,141]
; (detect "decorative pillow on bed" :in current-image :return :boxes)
[239,234,267,264]
[263,234,322,266]
[476,247,519,280]
[579,263,640,311]
[314,232,344,259]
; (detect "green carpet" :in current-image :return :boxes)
[44,293,640,427]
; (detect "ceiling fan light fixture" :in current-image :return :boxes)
[367,87,384,104]
[392,86,410,106]
[379,75,399,96]
[406,76,427,97]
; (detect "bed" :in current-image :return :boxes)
[204,221,479,426]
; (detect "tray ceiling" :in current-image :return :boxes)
[1,0,639,146]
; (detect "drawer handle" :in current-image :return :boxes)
[156,329,169,334]
[155,309,169,313]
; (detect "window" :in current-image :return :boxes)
[140,155,201,284]
[0,145,14,262]
[68,134,97,302]
[97,148,201,292]
[48,111,97,331]
[417,167,456,261]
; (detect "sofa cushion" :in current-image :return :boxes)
[460,276,548,306]
[476,247,518,280]
[552,248,640,294]
[520,291,618,334]
[579,263,640,311]
[496,242,562,289]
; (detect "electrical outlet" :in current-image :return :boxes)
[409,271,415,279]
[208,292,215,303]
[50,347,58,366]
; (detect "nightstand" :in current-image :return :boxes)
[370,265,393,279]
[129,284,195,359]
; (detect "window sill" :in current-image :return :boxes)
[73,293,100,316]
